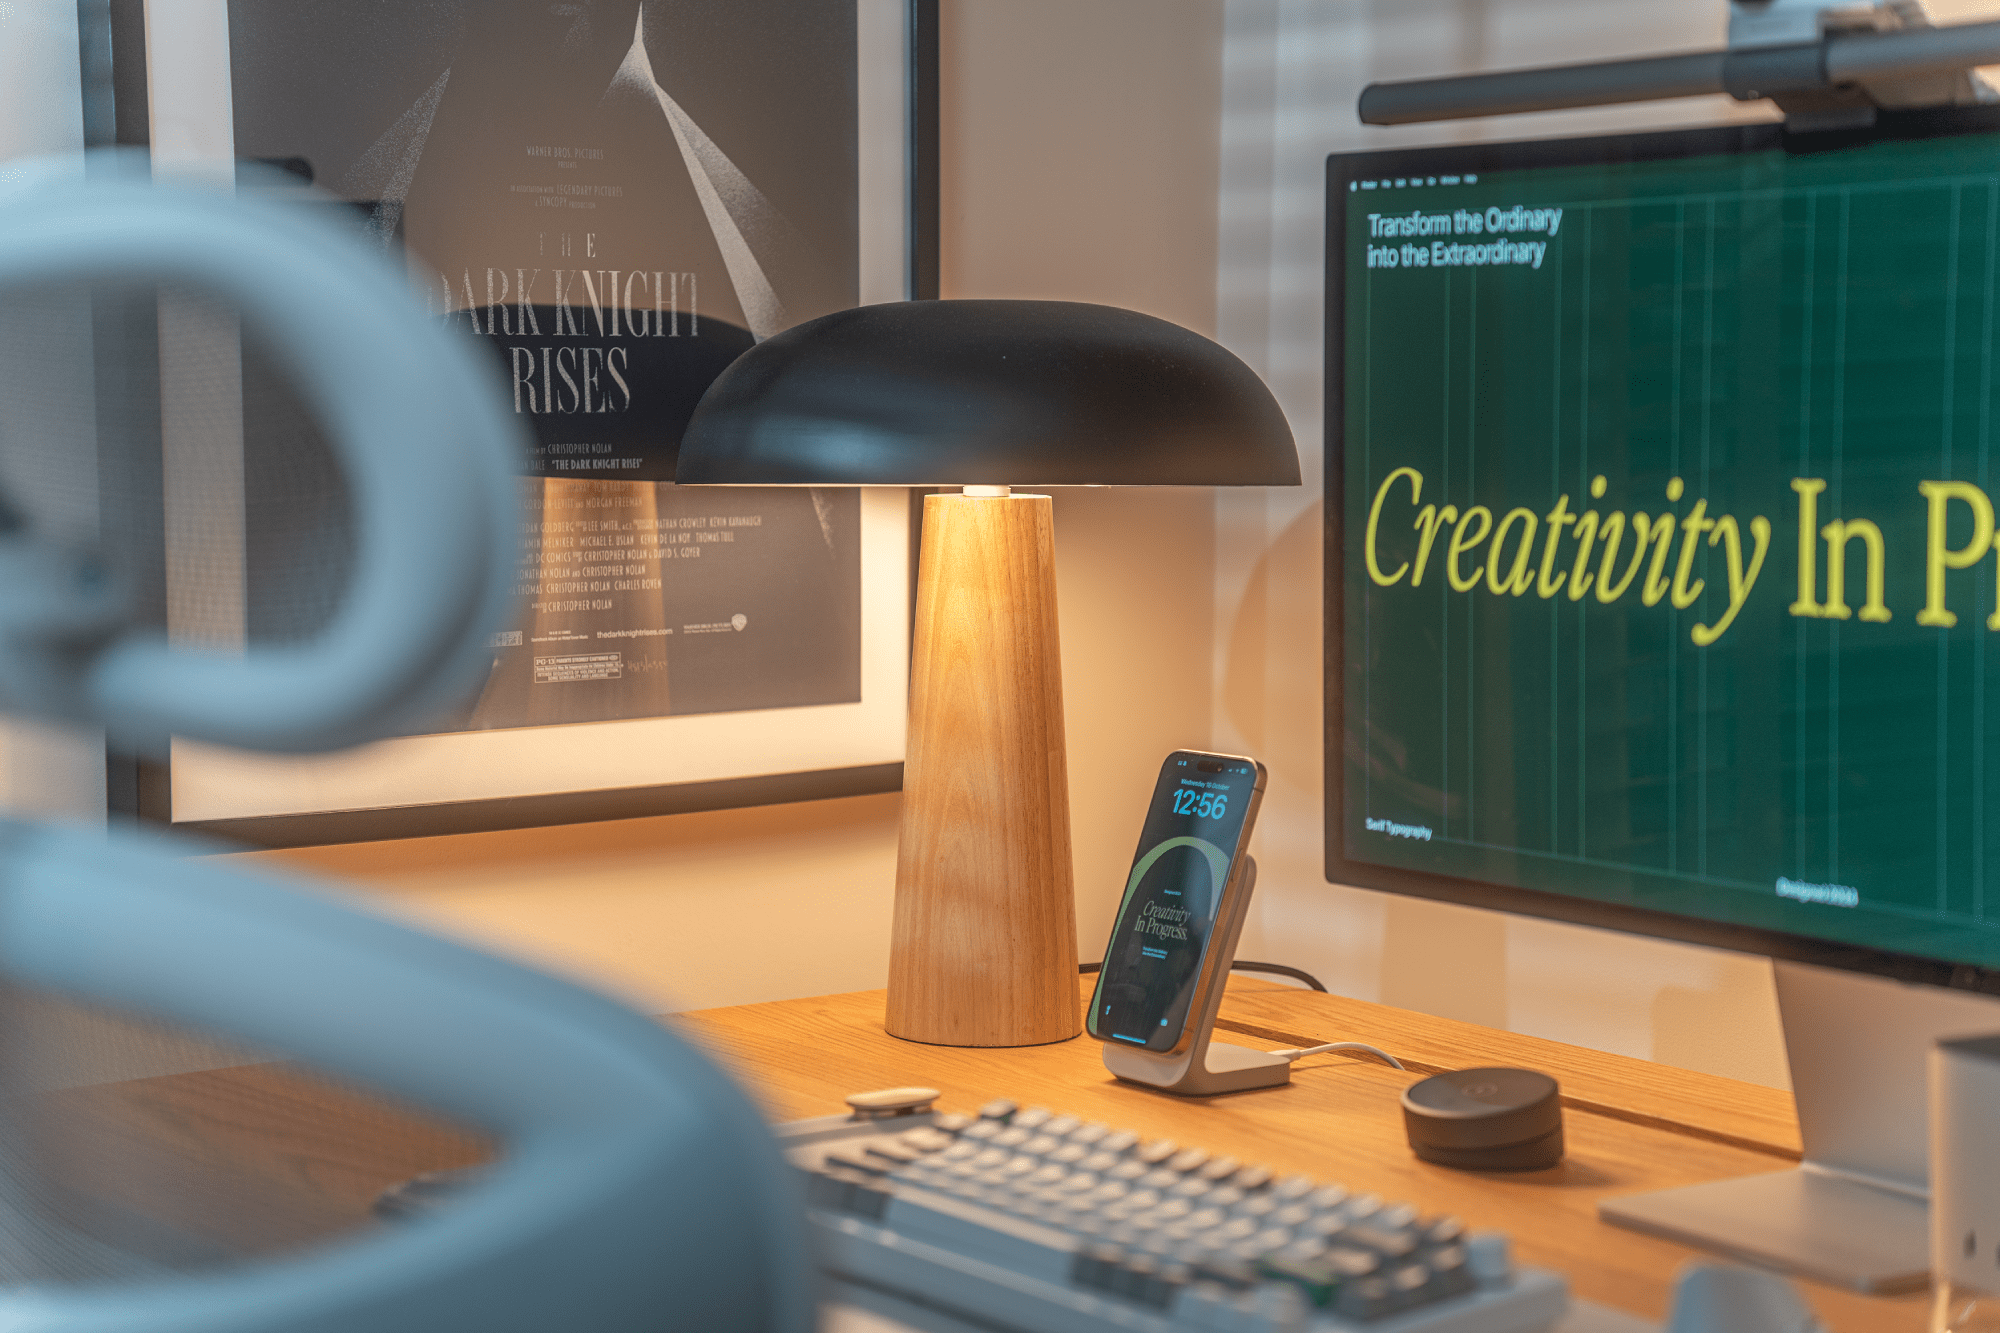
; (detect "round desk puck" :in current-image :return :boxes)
[1401,1067,1564,1172]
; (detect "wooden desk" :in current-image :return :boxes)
[676,977,1924,1333]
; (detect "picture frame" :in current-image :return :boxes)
[100,0,941,849]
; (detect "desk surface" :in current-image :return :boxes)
[675,977,1922,1333]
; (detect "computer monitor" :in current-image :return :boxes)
[1327,108,2000,1293]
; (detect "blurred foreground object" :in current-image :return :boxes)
[0,156,809,1332]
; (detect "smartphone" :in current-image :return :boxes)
[1086,750,1267,1055]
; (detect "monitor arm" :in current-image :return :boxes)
[1359,0,1998,131]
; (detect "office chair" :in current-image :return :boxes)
[0,156,810,1332]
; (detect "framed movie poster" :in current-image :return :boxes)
[125,0,932,847]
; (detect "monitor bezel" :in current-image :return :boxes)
[1324,107,2000,999]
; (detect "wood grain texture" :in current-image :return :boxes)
[887,492,1079,1047]
[675,979,1922,1333]
[24,1060,490,1268]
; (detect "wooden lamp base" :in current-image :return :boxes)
[884,490,1080,1048]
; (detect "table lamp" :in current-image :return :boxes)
[677,299,1298,1047]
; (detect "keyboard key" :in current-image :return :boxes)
[1050,1143,1089,1165]
[931,1112,973,1133]
[1272,1174,1315,1201]
[1327,1248,1382,1279]
[1171,1176,1214,1200]
[1069,1122,1110,1145]
[1014,1107,1053,1129]
[991,1127,1031,1149]
[1168,1147,1211,1173]
[977,1099,1017,1120]
[1080,1151,1120,1174]
[1424,1215,1467,1247]
[1045,1115,1082,1136]
[1430,1244,1476,1298]
[1308,1184,1349,1211]
[1199,1155,1243,1181]
[865,1142,921,1165]
[1248,1227,1292,1254]
[1275,1238,1327,1265]
[1272,1203,1312,1229]
[1108,1160,1148,1182]
[963,1121,1001,1142]
[1100,1130,1141,1154]
[1207,1185,1246,1210]
[1140,1168,1180,1191]
[1349,1224,1419,1260]
[899,1128,953,1153]
[1339,1276,1395,1321]
[1304,1215,1349,1242]
[1233,1164,1276,1191]
[1251,1281,1310,1333]
[825,1151,888,1176]
[1137,1138,1179,1164]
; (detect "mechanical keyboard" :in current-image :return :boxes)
[781,1091,1569,1333]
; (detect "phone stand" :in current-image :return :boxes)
[1099,857,1292,1097]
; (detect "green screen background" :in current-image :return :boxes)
[1341,128,2000,972]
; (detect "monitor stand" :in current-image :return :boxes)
[1599,960,2000,1293]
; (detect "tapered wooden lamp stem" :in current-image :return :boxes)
[885,490,1080,1047]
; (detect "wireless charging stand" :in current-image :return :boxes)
[1099,857,1292,1097]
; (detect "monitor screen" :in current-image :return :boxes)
[1327,110,2000,993]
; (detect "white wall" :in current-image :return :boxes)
[1215,0,1799,1088]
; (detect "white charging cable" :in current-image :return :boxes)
[1269,1041,1405,1070]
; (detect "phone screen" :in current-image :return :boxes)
[1088,752,1263,1053]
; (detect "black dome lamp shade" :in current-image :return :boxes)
[677,299,1299,1049]
[674,300,1299,487]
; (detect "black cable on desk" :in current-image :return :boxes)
[1077,960,1327,992]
